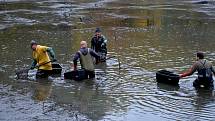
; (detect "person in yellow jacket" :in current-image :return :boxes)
[30,40,57,78]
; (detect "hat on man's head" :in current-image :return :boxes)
[30,40,37,47]
[197,51,204,59]
[95,27,101,33]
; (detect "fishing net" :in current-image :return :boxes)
[15,68,30,79]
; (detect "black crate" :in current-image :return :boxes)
[156,70,180,85]
[64,69,86,81]
[52,63,62,74]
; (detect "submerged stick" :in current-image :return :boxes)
[114,31,121,69]
[106,55,116,60]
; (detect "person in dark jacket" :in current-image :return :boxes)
[180,52,215,88]
[91,28,108,62]
[73,41,100,79]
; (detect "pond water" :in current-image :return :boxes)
[1,0,215,120]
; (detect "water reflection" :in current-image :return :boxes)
[1,0,215,120]
[32,81,52,101]
[188,88,215,121]
[49,80,115,121]
[194,88,215,110]
[157,83,180,91]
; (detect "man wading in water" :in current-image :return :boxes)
[180,52,215,88]
[73,41,100,79]
[30,40,57,78]
[91,28,108,62]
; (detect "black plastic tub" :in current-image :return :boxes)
[64,69,86,81]
[52,63,62,74]
[156,70,180,85]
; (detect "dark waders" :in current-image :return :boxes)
[193,79,214,89]
[79,49,95,79]
[36,69,52,78]
[194,60,214,89]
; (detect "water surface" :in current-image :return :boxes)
[1,0,215,120]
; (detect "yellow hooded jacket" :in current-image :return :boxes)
[32,45,52,70]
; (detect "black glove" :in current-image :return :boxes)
[30,66,35,70]
[101,43,106,48]
[100,54,106,62]
[52,58,57,62]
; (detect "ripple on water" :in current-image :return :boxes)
[1,0,215,120]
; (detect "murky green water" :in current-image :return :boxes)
[1,0,215,120]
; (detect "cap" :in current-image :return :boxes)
[95,28,101,33]
[197,51,204,59]
[30,40,37,47]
